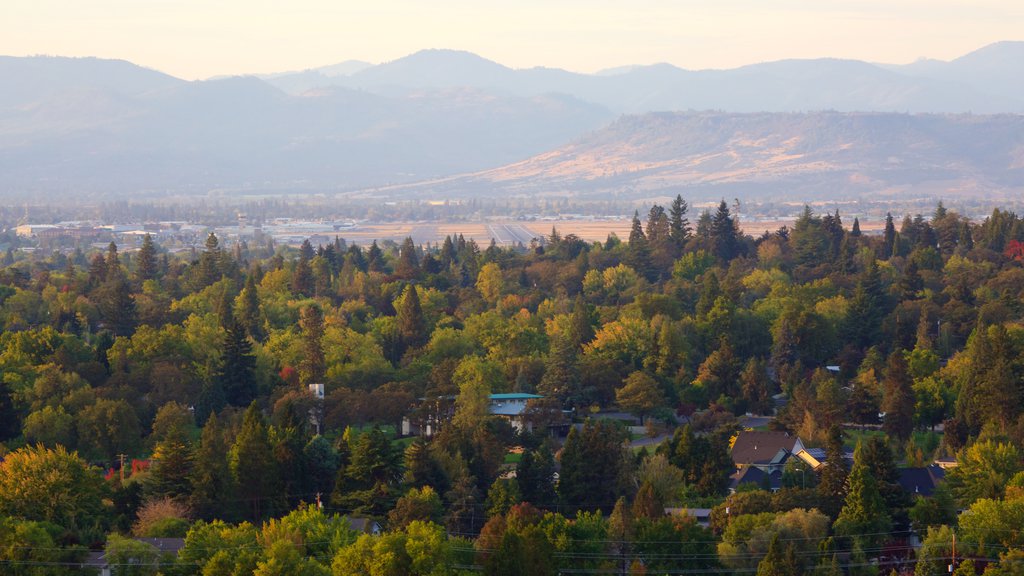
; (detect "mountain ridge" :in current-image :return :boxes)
[378,111,1024,202]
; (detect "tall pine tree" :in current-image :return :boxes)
[218,320,257,407]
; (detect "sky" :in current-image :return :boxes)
[2,0,1022,80]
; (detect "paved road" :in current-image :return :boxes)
[739,415,773,429]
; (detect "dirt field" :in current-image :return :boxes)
[331,218,884,246]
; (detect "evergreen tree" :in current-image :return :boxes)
[856,436,907,517]
[147,424,194,502]
[298,305,326,385]
[230,403,280,521]
[851,217,862,237]
[105,241,121,278]
[537,334,581,406]
[346,244,368,272]
[367,240,385,272]
[292,242,314,296]
[757,534,800,576]
[396,284,427,352]
[882,213,896,259]
[218,319,257,407]
[136,233,158,282]
[333,427,402,516]
[96,272,137,336]
[404,436,446,491]
[818,426,848,519]
[663,424,733,496]
[710,200,740,262]
[881,350,915,442]
[439,236,457,267]
[568,295,596,348]
[845,260,884,348]
[87,253,108,289]
[516,444,557,507]
[0,381,19,441]
[899,259,923,300]
[558,420,630,512]
[626,211,655,282]
[646,204,673,277]
[395,237,420,279]
[669,194,691,249]
[302,435,340,501]
[792,205,828,269]
[195,379,226,428]
[197,233,223,288]
[236,273,265,342]
[834,459,892,549]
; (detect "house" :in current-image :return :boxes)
[793,447,855,471]
[730,466,784,493]
[402,393,547,436]
[347,516,382,535]
[488,393,544,433]
[898,465,946,497]
[78,538,185,576]
[730,431,805,473]
[665,507,713,528]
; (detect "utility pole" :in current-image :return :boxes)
[118,453,128,483]
[949,530,956,573]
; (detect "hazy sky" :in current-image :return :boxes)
[2,0,1021,79]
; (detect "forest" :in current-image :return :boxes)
[1,197,1024,575]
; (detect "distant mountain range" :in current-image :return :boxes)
[390,112,1024,202]
[0,43,1022,199]
[262,43,1024,114]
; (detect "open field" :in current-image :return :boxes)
[328,218,886,246]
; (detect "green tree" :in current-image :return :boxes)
[476,262,504,305]
[236,273,265,341]
[231,403,280,521]
[146,424,194,502]
[106,533,161,576]
[516,444,557,508]
[616,371,665,425]
[389,486,444,529]
[558,420,631,512]
[626,211,655,282]
[817,426,848,519]
[881,350,915,442]
[661,424,732,496]
[0,444,110,536]
[197,233,223,288]
[292,240,315,296]
[833,459,892,549]
[537,334,581,406]
[397,284,428,353]
[669,194,691,249]
[395,237,420,280]
[299,304,326,385]
[914,525,955,576]
[77,398,142,461]
[332,427,402,516]
[96,272,137,336]
[946,440,1023,506]
[136,233,158,283]
[219,319,257,407]
[452,356,501,430]
[710,200,740,262]
[190,413,235,522]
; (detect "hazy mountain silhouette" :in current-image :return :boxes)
[1,44,1023,198]
[262,45,1024,113]
[389,112,1024,202]
[0,59,612,197]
